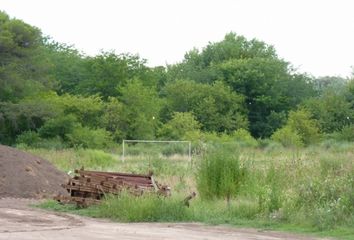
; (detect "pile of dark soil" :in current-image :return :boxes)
[0,145,69,198]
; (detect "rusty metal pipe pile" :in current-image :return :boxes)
[55,169,170,207]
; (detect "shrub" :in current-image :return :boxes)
[161,143,187,156]
[38,114,78,139]
[16,130,41,146]
[66,126,113,149]
[286,109,321,145]
[330,124,354,142]
[158,112,201,140]
[197,148,246,204]
[231,128,258,147]
[271,126,303,147]
[34,137,67,149]
[16,131,66,149]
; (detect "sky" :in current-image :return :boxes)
[1,0,353,77]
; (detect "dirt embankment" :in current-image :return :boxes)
[0,144,68,198]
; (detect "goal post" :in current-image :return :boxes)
[121,140,191,162]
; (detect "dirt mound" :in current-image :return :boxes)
[0,145,69,199]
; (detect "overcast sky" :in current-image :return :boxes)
[1,0,353,77]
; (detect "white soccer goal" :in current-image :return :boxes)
[121,140,192,162]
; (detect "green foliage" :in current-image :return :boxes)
[16,132,66,150]
[15,130,41,146]
[75,149,117,169]
[304,91,354,133]
[118,79,162,140]
[0,101,56,144]
[43,40,89,95]
[286,109,321,145]
[218,59,315,138]
[52,93,105,128]
[75,52,154,98]
[158,112,201,139]
[38,114,78,139]
[293,172,354,230]
[27,148,116,171]
[168,32,315,138]
[91,192,188,222]
[160,143,188,156]
[271,126,303,147]
[272,109,320,147]
[163,80,248,133]
[102,97,125,141]
[0,11,55,102]
[330,124,354,142]
[231,128,258,147]
[197,148,246,202]
[66,126,113,149]
[33,137,67,149]
[22,92,105,128]
[0,10,353,151]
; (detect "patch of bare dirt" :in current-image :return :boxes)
[0,198,330,240]
[0,145,68,198]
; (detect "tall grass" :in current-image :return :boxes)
[197,147,246,204]
[91,192,189,222]
[32,141,354,237]
[26,148,118,172]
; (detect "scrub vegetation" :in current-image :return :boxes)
[36,142,354,239]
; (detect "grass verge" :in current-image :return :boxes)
[38,194,354,240]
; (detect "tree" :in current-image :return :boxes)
[304,92,354,133]
[102,97,125,141]
[0,11,55,102]
[167,33,278,84]
[162,80,248,133]
[118,79,162,140]
[166,32,315,137]
[75,52,156,99]
[43,40,89,94]
[217,58,315,137]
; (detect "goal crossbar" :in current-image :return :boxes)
[122,140,191,162]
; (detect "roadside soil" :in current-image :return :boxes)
[0,198,330,240]
[0,145,68,198]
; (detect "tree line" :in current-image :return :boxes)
[1,11,353,148]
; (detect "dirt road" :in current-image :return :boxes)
[0,198,328,240]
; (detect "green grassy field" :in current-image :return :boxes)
[29,142,354,239]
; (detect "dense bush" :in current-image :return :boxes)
[271,126,303,147]
[16,132,67,149]
[271,109,321,147]
[158,112,201,140]
[286,109,321,145]
[161,143,188,156]
[66,126,113,149]
[38,114,78,139]
[330,124,354,142]
[16,130,41,146]
[231,128,258,147]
